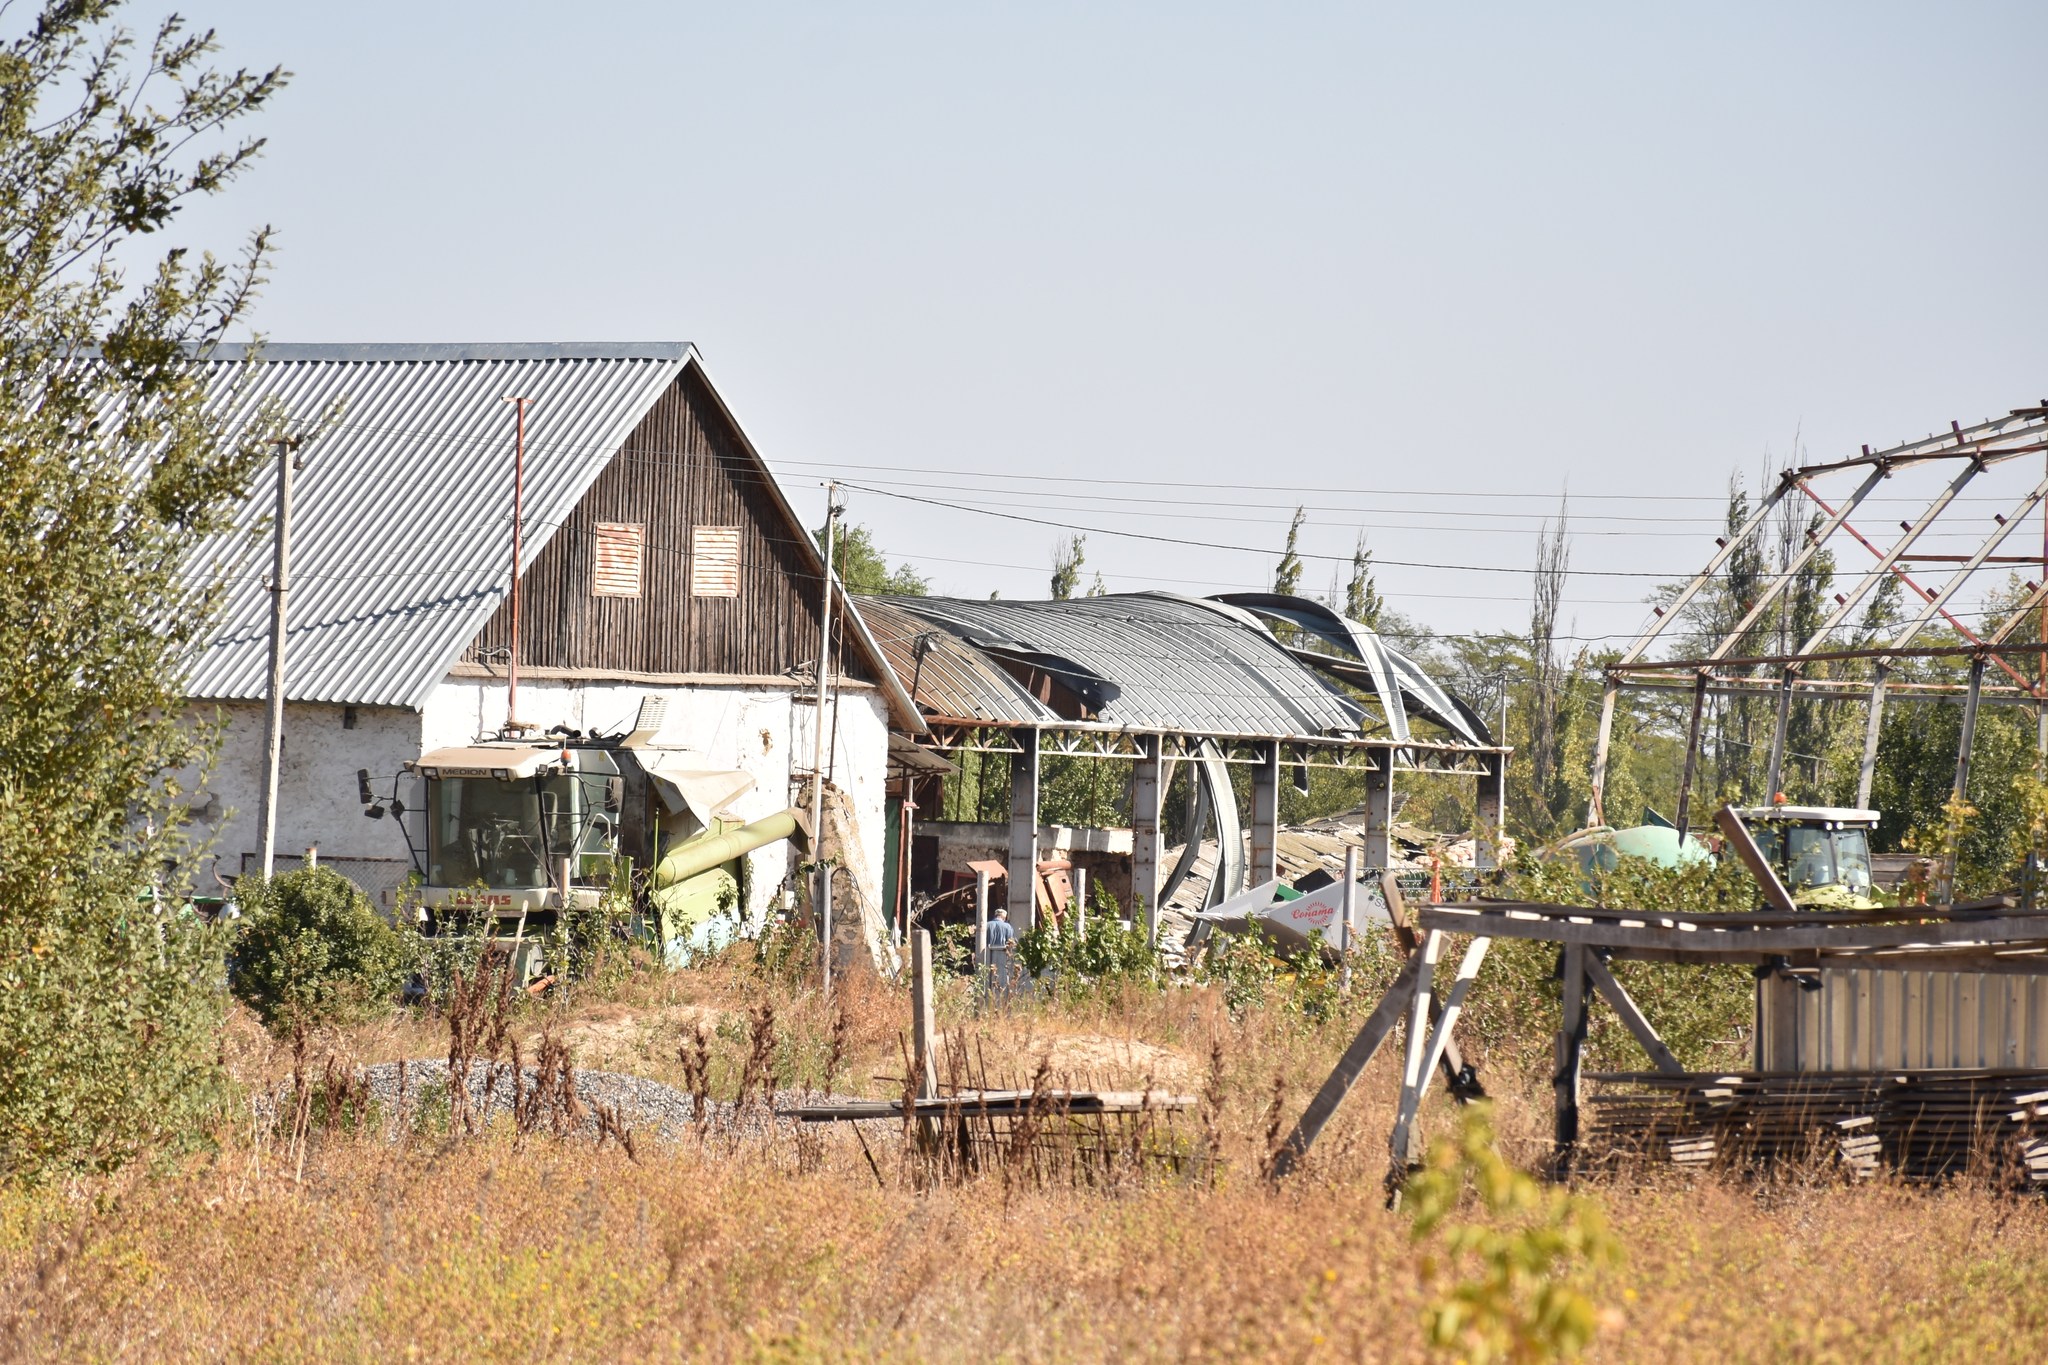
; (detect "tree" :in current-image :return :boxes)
[1344,530,1383,628]
[1050,533,1085,600]
[1273,506,1306,598]
[814,520,928,595]
[0,4,284,1178]
[1523,498,1572,834]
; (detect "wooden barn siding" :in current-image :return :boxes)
[463,370,870,681]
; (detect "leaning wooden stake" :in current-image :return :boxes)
[1381,870,1482,1095]
[1267,951,1425,1181]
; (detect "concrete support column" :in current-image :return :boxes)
[1131,734,1163,939]
[1007,728,1041,930]
[1249,739,1280,887]
[1475,751,1504,875]
[1363,748,1393,870]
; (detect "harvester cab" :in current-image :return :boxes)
[1726,805,1880,908]
[366,702,809,979]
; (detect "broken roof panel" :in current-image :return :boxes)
[859,596,1058,725]
[866,592,1364,738]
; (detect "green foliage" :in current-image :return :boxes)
[1190,922,1371,1021]
[231,870,413,1033]
[1467,853,1761,1071]
[1050,533,1085,600]
[753,912,820,988]
[1014,886,1162,995]
[815,520,928,595]
[1344,530,1383,629]
[0,2,284,1179]
[1407,1103,1620,1363]
[1273,506,1307,598]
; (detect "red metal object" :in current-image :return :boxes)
[1794,478,2038,695]
[506,395,531,727]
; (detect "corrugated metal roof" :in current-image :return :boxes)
[868,592,1364,738]
[857,597,1058,725]
[184,343,690,708]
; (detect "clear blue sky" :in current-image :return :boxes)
[159,2,2048,647]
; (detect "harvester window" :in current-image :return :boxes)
[427,775,579,891]
[1785,827,1835,890]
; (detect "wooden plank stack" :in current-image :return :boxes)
[1585,1070,2048,1186]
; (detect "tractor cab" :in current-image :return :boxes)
[1728,805,1879,905]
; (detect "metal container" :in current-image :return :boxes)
[1757,966,2048,1071]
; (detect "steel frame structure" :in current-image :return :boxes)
[1588,404,2048,857]
[907,719,1508,940]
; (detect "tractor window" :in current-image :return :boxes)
[1751,826,1784,867]
[1832,828,1874,897]
[1784,827,1835,890]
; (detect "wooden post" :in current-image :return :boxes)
[1250,739,1280,887]
[1554,943,1589,1172]
[973,868,991,1001]
[1672,672,1710,838]
[1389,929,1445,1170]
[910,929,938,1099]
[1582,953,1683,1076]
[1007,728,1041,931]
[1132,734,1163,943]
[1379,869,1480,1094]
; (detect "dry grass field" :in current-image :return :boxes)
[5,956,2048,1362]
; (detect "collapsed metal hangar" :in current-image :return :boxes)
[855,589,1507,937]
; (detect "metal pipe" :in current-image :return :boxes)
[256,435,302,880]
[651,807,808,887]
[810,485,840,861]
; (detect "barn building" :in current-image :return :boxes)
[179,343,918,939]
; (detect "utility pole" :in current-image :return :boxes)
[812,482,843,996]
[504,396,531,732]
[256,435,305,880]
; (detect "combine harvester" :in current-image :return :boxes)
[362,700,808,980]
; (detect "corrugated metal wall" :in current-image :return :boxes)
[465,369,869,682]
[1758,967,2048,1071]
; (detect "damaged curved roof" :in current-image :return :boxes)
[859,590,1491,746]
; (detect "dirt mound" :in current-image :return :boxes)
[525,1003,729,1067]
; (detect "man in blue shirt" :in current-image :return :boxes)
[983,907,1018,994]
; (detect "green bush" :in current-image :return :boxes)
[1016,886,1164,998]
[231,869,414,1033]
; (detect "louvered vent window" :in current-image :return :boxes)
[691,526,742,597]
[592,522,645,598]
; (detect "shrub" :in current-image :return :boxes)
[1407,1103,1621,1363]
[232,869,414,1033]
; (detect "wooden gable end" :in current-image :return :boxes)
[463,366,870,683]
